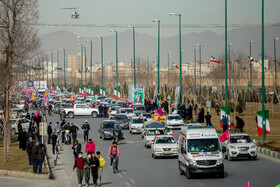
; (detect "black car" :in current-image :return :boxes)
[115,101,129,108]
[99,120,124,140]
[111,114,130,129]
[133,105,146,115]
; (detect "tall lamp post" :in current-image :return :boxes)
[152,19,160,107]
[249,40,255,90]
[228,43,233,91]
[46,54,49,88]
[55,50,60,89]
[194,47,198,92]
[86,40,93,88]
[96,35,104,95]
[110,29,119,100]
[60,48,66,89]
[169,12,182,105]
[51,52,54,87]
[168,52,171,83]
[38,57,41,89]
[77,43,83,88]
[274,38,279,93]
[224,0,229,117]
[261,0,266,141]
[128,26,137,89]
[84,46,87,86]
[197,44,203,102]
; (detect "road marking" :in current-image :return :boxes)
[126,182,132,187]
[117,173,123,177]
[130,178,136,184]
[229,163,237,167]
[196,180,205,187]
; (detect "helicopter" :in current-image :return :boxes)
[61,8,79,19]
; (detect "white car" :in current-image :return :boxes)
[64,104,99,118]
[151,135,178,158]
[129,117,145,134]
[144,129,165,148]
[223,133,257,161]
[164,114,184,129]
[11,118,30,134]
[120,108,136,119]
[142,113,153,122]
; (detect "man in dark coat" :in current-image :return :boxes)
[26,137,33,165]
[72,140,82,159]
[51,132,58,154]
[32,141,39,174]
[205,112,212,126]
[47,122,53,144]
[70,123,79,145]
[90,152,100,186]
[187,105,193,121]
[235,116,245,133]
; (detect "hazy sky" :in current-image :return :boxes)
[38,0,280,38]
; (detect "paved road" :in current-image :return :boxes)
[2,113,280,187]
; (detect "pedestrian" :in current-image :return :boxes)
[82,120,90,142]
[205,112,212,126]
[72,140,82,159]
[73,152,85,187]
[85,139,96,155]
[187,104,193,121]
[96,151,105,186]
[61,120,66,143]
[26,137,33,165]
[90,152,100,187]
[235,116,245,133]
[215,103,220,115]
[220,115,229,132]
[108,106,112,119]
[37,144,45,174]
[194,103,197,115]
[103,105,107,118]
[32,141,39,174]
[84,153,92,187]
[70,122,79,145]
[51,132,58,155]
[47,122,53,144]
[109,141,119,171]
[197,107,205,123]
[18,129,27,150]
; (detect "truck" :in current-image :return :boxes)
[63,104,99,118]
[178,123,226,179]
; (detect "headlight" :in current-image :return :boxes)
[251,145,256,149]
[154,148,162,152]
[217,158,223,165]
[230,145,236,149]
[104,131,112,134]
[189,159,196,166]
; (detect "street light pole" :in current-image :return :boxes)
[168,52,171,84]
[194,47,197,92]
[84,46,87,86]
[96,35,104,95]
[274,38,279,93]
[51,52,54,87]
[110,30,119,100]
[249,41,255,90]
[197,44,203,102]
[228,43,233,91]
[153,19,160,107]
[56,51,60,89]
[46,54,48,88]
[261,0,266,141]
[169,13,182,105]
[38,57,41,89]
[225,0,229,117]
[129,26,136,89]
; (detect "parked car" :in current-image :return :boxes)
[151,135,178,158]
[120,108,135,119]
[222,133,257,161]
[64,104,99,118]
[115,101,129,108]
[142,113,153,122]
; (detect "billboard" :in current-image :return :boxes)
[34,81,47,89]
[133,88,144,105]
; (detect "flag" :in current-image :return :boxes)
[210,56,220,64]
[130,103,134,109]
[129,63,134,68]
[31,95,34,101]
[219,129,229,142]
[153,61,156,66]
[257,110,271,136]
[138,112,143,119]
[45,91,48,96]
[78,69,81,73]
[157,116,161,122]
[155,128,160,136]
[248,56,256,62]
[86,67,90,72]
[172,62,180,70]
[24,100,29,109]
[166,129,173,136]
[35,109,41,118]
[125,99,130,104]
[97,66,101,72]
[243,181,250,187]
[112,64,116,69]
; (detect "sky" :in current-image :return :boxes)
[38,0,280,38]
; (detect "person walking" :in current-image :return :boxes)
[84,153,92,187]
[194,103,197,115]
[97,151,105,186]
[109,141,120,171]
[82,120,90,142]
[220,115,229,132]
[32,141,39,174]
[51,132,58,155]
[37,144,45,174]
[73,152,85,187]
[235,116,245,133]
[72,140,82,159]
[90,152,100,187]
[47,122,53,144]
[85,139,96,155]
[26,137,33,165]
[205,112,212,126]
[70,122,79,145]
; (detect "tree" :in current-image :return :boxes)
[0,0,40,165]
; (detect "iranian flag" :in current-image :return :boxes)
[100,87,105,96]
[97,66,101,72]
[129,63,134,68]
[248,56,256,62]
[166,129,173,136]
[138,112,143,119]
[112,64,116,69]
[153,61,156,66]
[114,88,120,99]
[172,62,180,70]
[86,67,90,73]
[257,110,271,136]
[155,128,160,136]
[210,56,220,64]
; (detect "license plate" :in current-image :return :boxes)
[163,151,171,154]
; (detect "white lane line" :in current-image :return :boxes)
[130,178,136,184]
[117,173,123,178]
[126,182,132,187]
[122,170,126,174]
[196,180,205,187]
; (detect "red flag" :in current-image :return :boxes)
[24,100,29,109]
[243,181,250,187]
[35,109,41,118]
[219,129,229,142]
[130,103,134,109]
[125,99,130,104]
[157,116,161,122]
[210,56,220,64]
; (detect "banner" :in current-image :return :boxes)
[257,110,271,136]
[133,88,144,105]
[220,107,232,127]
[100,87,106,96]
[114,88,120,99]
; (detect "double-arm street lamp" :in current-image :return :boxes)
[152,19,160,106]
[249,40,255,90]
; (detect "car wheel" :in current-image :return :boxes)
[252,156,257,160]
[144,144,147,148]
[179,162,184,175]
[152,153,154,158]
[68,112,74,118]
[91,112,98,118]
[219,171,224,178]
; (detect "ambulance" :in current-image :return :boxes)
[178,124,226,178]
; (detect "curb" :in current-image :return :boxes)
[0,169,49,179]
[257,147,280,159]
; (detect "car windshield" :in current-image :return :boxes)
[134,106,145,111]
[156,137,176,144]
[103,122,114,129]
[168,115,182,120]
[188,139,220,152]
[230,136,252,143]
[147,130,164,136]
[115,115,128,120]
[122,109,133,114]
[143,114,152,118]
[133,118,144,123]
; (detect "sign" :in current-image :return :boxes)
[206,101,212,108]
[248,81,252,88]
[174,86,180,107]
[39,122,47,136]
[133,88,144,105]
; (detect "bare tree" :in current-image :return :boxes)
[0,0,40,165]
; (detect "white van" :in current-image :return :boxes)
[178,124,225,178]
